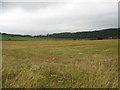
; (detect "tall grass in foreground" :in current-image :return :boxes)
[2,39,118,88]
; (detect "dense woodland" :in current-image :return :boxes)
[1,28,119,40]
[47,28,119,40]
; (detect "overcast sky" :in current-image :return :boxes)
[0,0,119,35]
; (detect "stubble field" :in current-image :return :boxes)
[2,39,118,88]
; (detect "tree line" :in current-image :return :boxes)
[1,28,119,40]
[48,28,119,40]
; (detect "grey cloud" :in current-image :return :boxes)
[0,0,118,35]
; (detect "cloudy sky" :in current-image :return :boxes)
[0,0,118,35]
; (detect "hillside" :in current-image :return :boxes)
[0,28,119,40]
[49,28,119,40]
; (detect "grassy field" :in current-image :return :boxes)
[1,34,72,41]
[2,39,118,88]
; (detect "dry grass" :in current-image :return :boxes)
[2,39,118,88]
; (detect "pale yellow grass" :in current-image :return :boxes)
[2,39,118,88]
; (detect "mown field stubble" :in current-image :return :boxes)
[2,39,118,88]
